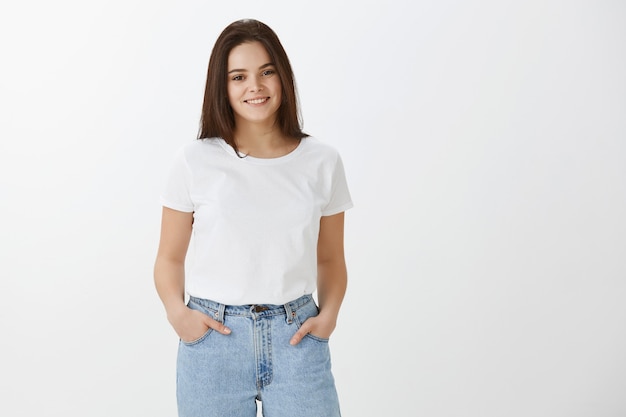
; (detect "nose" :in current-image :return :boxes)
[248,75,263,93]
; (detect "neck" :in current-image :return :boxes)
[233,122,297,158]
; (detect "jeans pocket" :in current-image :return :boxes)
[304,332,329,343]
[180,328,213,346]
[294,300,329,343]
[180,299,217,346]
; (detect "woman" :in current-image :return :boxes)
[154,19,352,417]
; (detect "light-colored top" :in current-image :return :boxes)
[160,137,353,305]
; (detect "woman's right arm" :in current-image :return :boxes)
[154,207,231,341]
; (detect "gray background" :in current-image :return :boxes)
[1,0,625,416]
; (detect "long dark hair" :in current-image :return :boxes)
[197,19,307,152]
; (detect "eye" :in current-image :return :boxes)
[262,69,275,76]
[231,74,244,81]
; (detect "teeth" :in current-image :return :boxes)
[246,98,267,104]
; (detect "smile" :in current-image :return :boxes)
[244,97,270,104]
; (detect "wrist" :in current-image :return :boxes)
[166,302,188,324]
[317,308,339,325]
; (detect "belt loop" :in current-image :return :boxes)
[284,301,294,324]
[216,303,226,324]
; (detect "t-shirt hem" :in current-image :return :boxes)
[186,290,315,306]
[160,198,194,213]
[321,201,354,217]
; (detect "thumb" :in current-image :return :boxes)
[206,316,231,335]
[290,323,310,346]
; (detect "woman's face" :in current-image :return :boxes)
[227,41,282,127]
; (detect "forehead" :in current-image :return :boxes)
[228,41,272,69]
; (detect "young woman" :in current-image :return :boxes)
[154,19,352,417]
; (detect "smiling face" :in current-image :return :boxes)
[227,41,283,127]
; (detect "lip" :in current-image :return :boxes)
[244,96,270,104]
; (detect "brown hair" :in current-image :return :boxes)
[197,19,308,152]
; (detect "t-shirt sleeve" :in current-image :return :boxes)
[160,147,194,212]
[321,153,354,216]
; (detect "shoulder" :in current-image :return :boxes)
[174,138,224,163]
[178,138,221,153]
[299,137,342,161]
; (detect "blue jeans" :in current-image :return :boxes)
[176,294,341,417]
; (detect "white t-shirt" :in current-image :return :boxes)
[161,137,353,305]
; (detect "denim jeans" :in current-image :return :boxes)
[176,294,341,417]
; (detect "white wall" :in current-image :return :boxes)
[1,1,625,416]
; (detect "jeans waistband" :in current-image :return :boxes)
[188,293,313,319]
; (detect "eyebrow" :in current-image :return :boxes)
[228,63,275,74]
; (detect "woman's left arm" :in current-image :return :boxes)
[290,212,347,345]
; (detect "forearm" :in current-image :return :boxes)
[290,259,347,345]
[316,259,347,322]
[154,257,187,319]
[154,255,232,339]
[290,211,347,345]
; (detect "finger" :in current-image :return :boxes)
[290,326,309,346]
[205,317,231,335]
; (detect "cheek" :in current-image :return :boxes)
[272,81,283,102]
[226,85,239,105]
